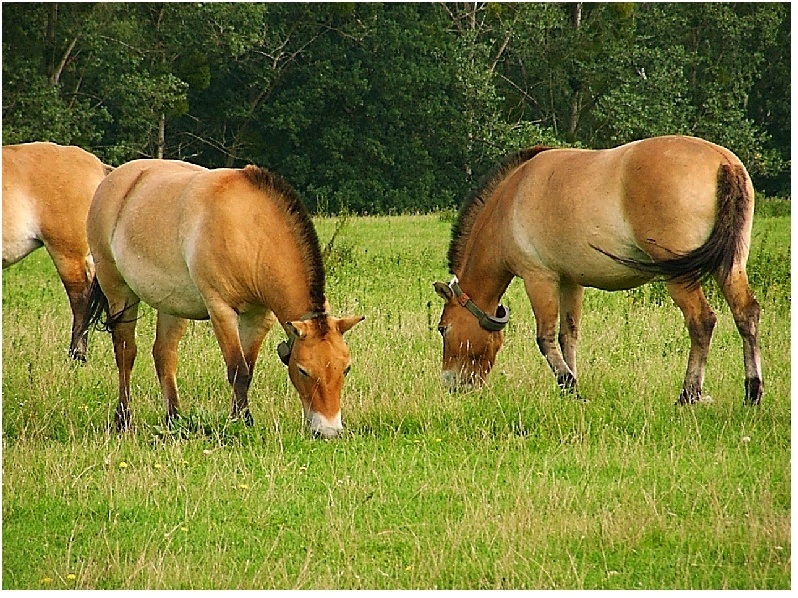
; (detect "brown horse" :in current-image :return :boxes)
[434,135,762,406]
[3,141,110,361]
[81,159,363,436]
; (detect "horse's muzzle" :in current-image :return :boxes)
[441,369,482,392]
[305,411,343,439]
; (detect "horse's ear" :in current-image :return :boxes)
[434,281,454,301]
[286,321,307,340]
[337,315,365,334]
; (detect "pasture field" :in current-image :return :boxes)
[1,212,791,589]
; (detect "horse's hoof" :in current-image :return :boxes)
[675,392,712,406]
[231,411,254,426]
[69,350,87,364]
[744,378,763,405]
[557,373,578,393]
[115,408,131,432]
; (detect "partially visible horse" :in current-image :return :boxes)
[3,142,111,361]
[81,159,363,437]
[434,135,762,406]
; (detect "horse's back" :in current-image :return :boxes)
[507,135,753,289]
[2,142,106,266]
[88,159,276,319]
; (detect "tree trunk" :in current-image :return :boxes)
[157,114,166,159]
[567,2,583,141]
[572,2,582,28]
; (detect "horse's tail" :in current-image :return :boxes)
[80,276,141,336]
[79,277,111,339]
[593,163,753,288]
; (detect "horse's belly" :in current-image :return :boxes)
[2,235,43,268]
[575,269,652,292]
[559,252,654,291]
[129,274,209,320]
[113,250,209,320]
[2,202,41,267]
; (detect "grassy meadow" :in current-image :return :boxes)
[1,211,791,589]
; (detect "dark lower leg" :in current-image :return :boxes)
[668,283,715,405]
[228,362,253,425]
[718,270,763,405]
[113,334,137,431]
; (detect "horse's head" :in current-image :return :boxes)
[434,279,508,391]
[281,314,364,438]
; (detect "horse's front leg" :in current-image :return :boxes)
[667,282,717,404]
[558,281,584,380]
[524,277,578,394]
[207,300,254,425]
[238,308,278,376]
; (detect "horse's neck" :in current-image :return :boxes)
[253,263,320,325]
[457,212,514,310]
[272,295,318,325]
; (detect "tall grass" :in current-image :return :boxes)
[2,214,790,589]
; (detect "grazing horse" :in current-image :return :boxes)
[434,135,763,406]
[81,159,363,437]
[2,141,110,361]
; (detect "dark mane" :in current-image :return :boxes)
[448,146,552,274]
[241,165,327,327]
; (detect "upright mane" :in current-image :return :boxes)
[447,146,552,274]
[241,165,328,325]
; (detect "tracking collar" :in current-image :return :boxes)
[277,311,328,366]
[449,276,510,332]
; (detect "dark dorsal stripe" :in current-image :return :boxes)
[241,165,327,331]
[448,146,552,274]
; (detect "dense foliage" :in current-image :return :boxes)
[2,2,790,213]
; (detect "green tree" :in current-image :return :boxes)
[2,3,110,146]
[2,2,790,208]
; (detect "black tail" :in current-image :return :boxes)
[80,277,141,337]
[81,277,111,336]
[593,163,752,288]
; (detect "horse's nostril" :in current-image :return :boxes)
[311,427,339,440]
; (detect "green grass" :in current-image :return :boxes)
[2,213,790,589]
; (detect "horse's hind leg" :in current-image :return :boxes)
[524,277,577,393]
[153,312,189,426]
[716,269,763,405]
[46,245,94,362]
[109,297,140,431]
[667,282,717,405]
[94,259,140,430]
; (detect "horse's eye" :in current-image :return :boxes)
[343,365,352,376]
[437,325,447,336]
[297,365,311,378]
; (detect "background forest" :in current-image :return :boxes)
[2,2,791,213]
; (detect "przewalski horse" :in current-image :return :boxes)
[434,135,762,406]
[81,159,363,437]
[3,141,111,361]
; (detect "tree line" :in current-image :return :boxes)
[2,2,790,213]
